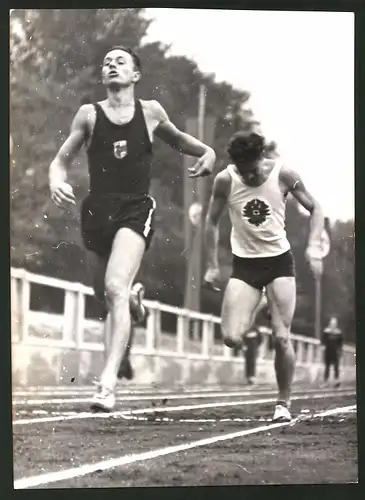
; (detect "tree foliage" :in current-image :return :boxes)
[10,9,355,342]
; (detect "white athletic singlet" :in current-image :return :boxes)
[226,160,291,258]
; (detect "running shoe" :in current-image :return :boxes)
[272,404,292,423]
[130,282,147,324]
[90,383,115,412]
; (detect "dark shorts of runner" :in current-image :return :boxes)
[80,193,156,259]
[231,250,295,290]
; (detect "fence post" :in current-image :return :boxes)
[192,320,200,342]
[63,290,76,342]
[296,340,304,363]
[315,343,323,364]
[307,343,314,364]
[202,317,213,357]
[177,314,187,354]
[75,289,85,385]
[75,288,85,350]
[146,306,158,353]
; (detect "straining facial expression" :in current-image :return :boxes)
[101,47,141,89]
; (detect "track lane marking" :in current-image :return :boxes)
[13,391,356,426]
[12,387,354,406]
[12,389,280,405]
[13,404,356,489]
[13,386,277,397]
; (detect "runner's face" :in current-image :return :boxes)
[102,50,140,88]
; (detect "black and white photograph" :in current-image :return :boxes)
[10,8,356,488]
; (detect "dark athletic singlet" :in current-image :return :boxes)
[86,100,153,196]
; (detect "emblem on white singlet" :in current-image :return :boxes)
[242,198,271,227]
[113,140,128,160]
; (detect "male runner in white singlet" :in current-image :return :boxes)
[49,46,216,411]
[204,131,324,422]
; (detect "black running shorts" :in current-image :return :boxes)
[81,193,155,258]
[231,250,295,290]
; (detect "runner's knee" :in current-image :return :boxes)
[272,333,291,350]
[271,315,291,342]
[222,319,251,349]
[104,276,130,303]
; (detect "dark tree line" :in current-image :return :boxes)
[10,9,355,342]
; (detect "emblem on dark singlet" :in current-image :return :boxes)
[242,199,271,226]
[113,140,127,160]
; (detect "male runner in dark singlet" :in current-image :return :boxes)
[204,130,324,422]
[49,46,216,411]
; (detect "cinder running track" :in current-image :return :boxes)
[13,383,358,488]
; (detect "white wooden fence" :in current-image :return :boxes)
[10,267,356,369]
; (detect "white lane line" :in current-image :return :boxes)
[16,411,274,423]
[18,409,357,425]
[13,404,356,490]
[108,415,273,423]
[14,384,353,398]
[12,390,277,405]
[314,405,357,418]
[127,392,355,415]
[12,387,354,406]
[80,406,357,424]
[12,390,283,406]
[13,388,172,396]
[13,398,278,425]
[13,412,128,425]
[13,386,269,397]
[13,391,355,426]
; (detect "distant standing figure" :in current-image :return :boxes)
[322,316,343,387]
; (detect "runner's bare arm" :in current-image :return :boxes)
[281,167,324,247]
[205,171,231,269]
[153,101,212,155]
[152,101,216,177]
[49,105,90,186]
